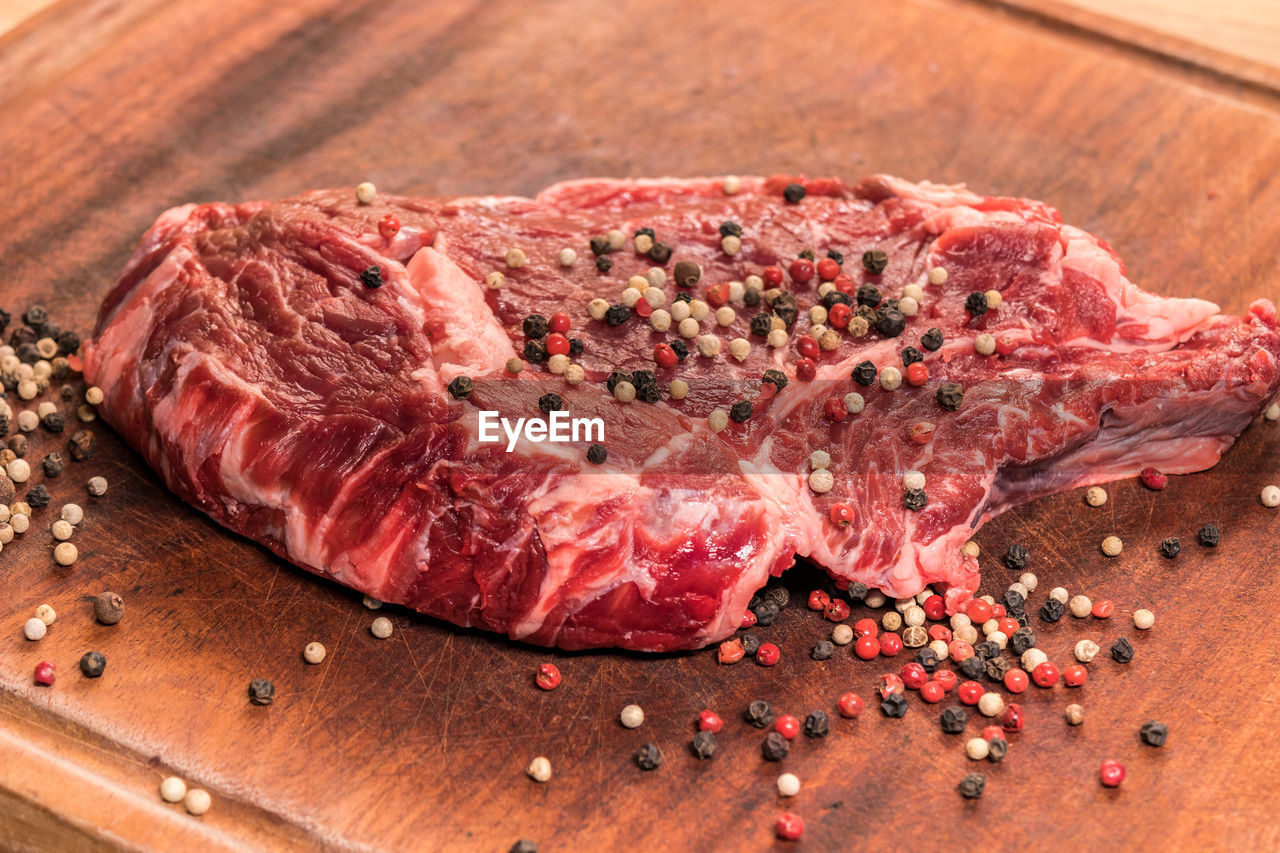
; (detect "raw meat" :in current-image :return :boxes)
[85,175,1280,651]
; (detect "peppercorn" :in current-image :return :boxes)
[783,183,805,203]
[1158,537,1181,559]
[880,693,908,718]
[510,841,537,853]
[958,772,985,799]
[635,742,663,770]
[1111,637,1135,663]
[41,453,63,478]
[1099,759,1126,788]
[1003,590,1026,613]
[845,361,875,387]
[523,340,549,364]
[862,249,889,275]
[672,260,702,289]
[1197,524,1220,547]
[1040,598,1065,623]
[91,591,123,625]
[745,699,773,728]
[1009,627,1037,656]
[900,346,923,367]
[248,678,275,706]
[984,657,1011,683]
[811,640,835,661]
[762,731,790,761]
[447,376,473,400]
[959,656,985,681]
[940,705,968,734]
[749,313,774,337]
[772,292,799,326]
[688,730,717,760]
[79,651,106,678]
[875,308,906,338]
[26,484,49,508]
[1140,720,1168,747]
[903,489,927,511]
[915,648,940,673]
[740,633,762,656]
[930,382,964,412]
[68,430,95,462]
[855,283,882,308]
[730,401,753,423]
[359,266,382,289]
[537,393,562,414]
[756,642,781,666]
[41,412,65,433]
[648,242,672,264]
[752,600,780,626]
[914,330,942,355]
[804,710,830,738]
[586,444,607,465]
[668,339,689,360]
[964,292,988,317]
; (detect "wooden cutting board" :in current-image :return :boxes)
[2,0,1280,850]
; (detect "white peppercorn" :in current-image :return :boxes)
[987,630,1008,650]
[696,335,722,357]
[303,642,326,664]
[708,409,729,433]
[504,248,527,269]
[1084,486,1107,506]
[1262,485,1280,508]
[51,519,74,541]
[1074,639,1100,662]
[1049,587,1069,604]
[184,788,212,816]
[722,175,741,195]
[61,503,83,525]
[613,381,637,403]
[1101,535,1123,557]
[974,333,996,356]
[678,318,700,339]
[767,329,789,348]
[526,756,552,782]
[355,182,377,204]
[1133,609,1155,630]
[902,283,924,302]
[965,737,990,760]
[721,235,741,255]
[809,450,831,471]
[831,624,854,645]
[977,693,1005,717]
[362,595,383,610]
[587,298,609,321]
[808,468,834,494]
[668,379,688,400]
[777,772,801,797]
[23,617,46,641]
[1019,572,1038,592]
[881,611,903,632]
[1065,703,1085,726]
[950,612,972,630]
[486,271,505,290]
[669,300,691,322]
[558,247,578,266]
[1068,595,1093,618]
[880,366,902,391]
[864,591,886,608]
[371,616,393,638]
[688,300,710,321]
[928,639,949,660]
[844,392,865,414]
[649,309,672,332]
[928,266,948,285]
[1008,582,1028,599]
[903,606,926,627]
[87,476,108,496]
[961,540,980,558]
[619,704,645,729]
[34,604,56,625]
[954,624,979,644]
[1021,648,1049,671]
[6,459,30,484]
[10,513,28,534]
[903,470,925,492]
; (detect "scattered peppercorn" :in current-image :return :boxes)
[42,453,63,478]
[783,183,805,203]
[26,484,49,508]
[689,730,717,760]
[762,731,790,761]
[1065,703,1085,726]
[802,710,830,739]
[635,742,663,771]
[903,489,927,512]
[535,663,561,690]
[1197,524,1220,547]
[964,292,988,317]
[880,692,908,718]
[68,430,95,461]
[586,444,607,465]
[537,393,562,414]
[933,382,964,412]
[248,678,275,706]
[1009,628,1037,656]
[1040,598,1065,623]
[987,737,1009,763]
[447,376,473,400]
[93,592,124,625]
[958,772,985,799]
[1111,637,1135,663]
[79,651,106,678]
[1140,720,1168,747]
[648,242,672,265]
[940,705,967,734]
[604,305,630,326]
[746,699,773,728]
[959,656,986,681]
[920,328,944,352]
[42,412,65,433]
[811,640,835,661]
[360,266,382,288]
[730,401,753,423]
[1158,537,1181,559]
[860,249,888,275]
[523,314,549,339]
[875,308,906,338]
[740,633,762,656]
[1099,759,1126,788]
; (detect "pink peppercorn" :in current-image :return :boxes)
[958,681,985,705]
[1032,662,1060,687]
[816,257,840,281]
[1092,599,1114,619]
[919,681,945,703]
[824,599,850,622]
[949,640,975,662]
[929,625,953,643]
[923,595,947,621]
[1004,669,1029,694]
[775,812,805,841]
[965,599,992,623]
[378,214,400,240]
[796,358,817,382]
[797,336,820,360]
[34,661,55,686]
[775,714,800,739]
[741,609,758,629]
[828,303,852,328]
[1062,664,1088,687]
[1100,759,1126,787]
[535,663,561,690]
[718,639,745,664]
[981,725,1003,742]
[763,266,784,286]
[837,692,864,718]
[698,710,723,733]
[900,662,928,690]
[824,398,848,422]
[1001,703,1025,733]
[1139,466,1168,490]
[854,635,881,660]
[808,590,832,611]
[756,643,781,666]
[548,312,571,334]
[878,673,905,698]
[879,633,903,657]
[789,258,815,284]
[853,618,878,637]
[933,670,958,692]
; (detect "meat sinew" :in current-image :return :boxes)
[85,175,1280,651]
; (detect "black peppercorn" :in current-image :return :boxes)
[586,444,607,465]
[1111,637,1135,664]
[9,326,36,350]
[752,600,780,627]
[900,346,923,366]
[1197,524,1220,547]
[762,731,790,761]
[964,291,988,317]
[811,640,835,661]
[16,342,39,364]
[634,227,655,240]
[589,235,611,256]
[538,393,562,413]
[750,313,774,337]
[41,452,63,478]
[9,434,26,457]
[851,361,877,386]
[984,657,1011,682]
[855,283,883,308]
[740,633,762,656]
[783,183,806,203]
[0,474,11,507]
[762,369,788,392]
[522,314,548,339]
[822,290,852,309]
[569,338,584,356]
[674,292,692,304]
[730,401,753,423]
[861,249,889,275]
[79,651,106,678]
[93,591,124,625]
[903,489,927,511]
[915,648,940,673]
[604,304,630,326]
[875,308,906,338]
[26,485,49,508]
[719,220,743,238]
[0,308,8,335]
[669,340,689,360]
[1003,544,1029,571]
[825,249,844,265]
[846,582,868,602]
[973,641,998,660]
[1159,537,1181,559]
[936,382,964,412]
[523,340,548,363]
[0,413,8,438]
[1040,598,1065,623]
[56,330,80,355]
[744,288,762,307]
[797,249,815,261]
[1003,589,1025,612]
[804,710,830,738]
[745,699,773,728]
[510,841,538,853]
[60,384,74,400]
[673,260,702,288]
[940,706,968,734]
[959,657,986,681]
[763,586,790,608]
[1140,720,1168,747]
[920,327,944,351]
[690,730,717,760]
[1009,627,1037,656]
[636,384,660,403]
[648,242,672,264]
[447,376,473,400]
[360,266,382,288]
[958,773,986,799]
[595,255,613,273]
[771,292,798,326]
[42,412,65,433]
[631,369,656,389]
[248,678,275,706]
[23,305,48,330]
[987,737,1009,763]
[635,742,663,770]
[880,692,908,718]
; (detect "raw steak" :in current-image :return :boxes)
[85,175,1280,651]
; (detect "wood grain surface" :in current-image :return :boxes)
[2,0,1280,850]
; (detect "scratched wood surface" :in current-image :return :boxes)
[2,0,1280,850]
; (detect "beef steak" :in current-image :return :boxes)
[85,174,1280,650]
